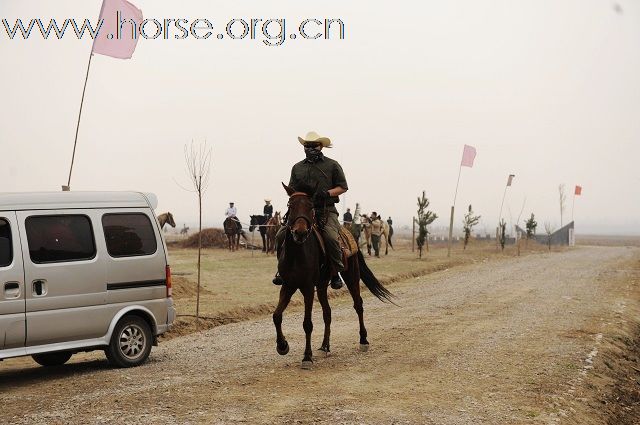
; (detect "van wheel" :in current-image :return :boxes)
[106,315,153,368]
[32,351,72,367]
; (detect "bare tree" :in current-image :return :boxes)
[558,184,566,228]
[544,221,555,251]
[183,141,213,324]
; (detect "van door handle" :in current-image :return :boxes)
[32,279,47,297]
[4,281,20,299]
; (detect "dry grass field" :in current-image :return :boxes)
[164,236,555,337]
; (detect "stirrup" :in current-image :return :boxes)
[330,273,344,290]
[272,273,285,286]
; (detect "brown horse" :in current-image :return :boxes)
[273,184,394,369]
[265,211,281,254]
[223,217,242,251]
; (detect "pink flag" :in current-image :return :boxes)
[461,144,477,167]
[92,0,143,59]
[507,174,515,186]
[575,185,582,195]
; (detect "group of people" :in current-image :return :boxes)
[343,209,392,257]
[224,199,274,226]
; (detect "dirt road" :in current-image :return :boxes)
[2,246,639,424]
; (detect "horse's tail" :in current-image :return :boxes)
[357,250,395,304]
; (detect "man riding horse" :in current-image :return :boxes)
[263,199,273,220]
[225,202,241,230]
[272,131,348,290]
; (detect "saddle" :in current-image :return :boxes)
[310,225,358,272]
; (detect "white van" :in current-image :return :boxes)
[0,191,175,368]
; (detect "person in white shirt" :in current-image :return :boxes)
[225,202,237,218]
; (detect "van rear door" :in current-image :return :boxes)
[0,212,26,352]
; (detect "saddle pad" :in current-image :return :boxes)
[338,226,359,259]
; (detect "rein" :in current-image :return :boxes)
[286,192,315,244]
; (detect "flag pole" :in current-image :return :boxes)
[447,164,463,257]
[65,52,94,191]
[498,183,508,225]
[571,191,576,222]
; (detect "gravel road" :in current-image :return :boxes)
[1,246,638,424]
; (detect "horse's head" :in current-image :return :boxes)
[282,182,315,244]
[166,212,176,228]
[249,215,259,232]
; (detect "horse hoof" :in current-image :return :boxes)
[301,360,313,370]
[276,341,289,356]
[318,347,331,357]
[359,344,370,352]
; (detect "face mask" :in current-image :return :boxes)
[304,146,324,163]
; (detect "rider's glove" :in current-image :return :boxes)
[314,190,330,205]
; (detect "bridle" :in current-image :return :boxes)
[286,192,315,244]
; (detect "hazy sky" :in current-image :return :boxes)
[1,0,639,235]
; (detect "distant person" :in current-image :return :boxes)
[387,217,393,226]
[371,212,384,257]
[343,208,353,225]
[225,202,237,220]
[263,199,273,219]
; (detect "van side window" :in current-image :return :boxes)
[0,218,12,267]
[25,215,96,264]
[102,213,157,257]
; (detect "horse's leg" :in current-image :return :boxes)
[261,230,267,252]
[317,284,331,354]
[273,284,297,356]
[344,255,369,351]
[384,232,389,256]
[301,287,315,369]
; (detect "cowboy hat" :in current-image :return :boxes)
[264,199,271,203]
[298,131,332,148]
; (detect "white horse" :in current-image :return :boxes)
[361,215,393,256]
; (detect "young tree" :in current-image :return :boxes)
[544,221,555,251]
[462,204,481,250]
[183,141,212,325]
[499,218,507,251]
[525,213,537,246]
[558,184,566,227]
[416,191,438,259]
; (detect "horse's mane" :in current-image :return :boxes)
[291,183,316,197]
